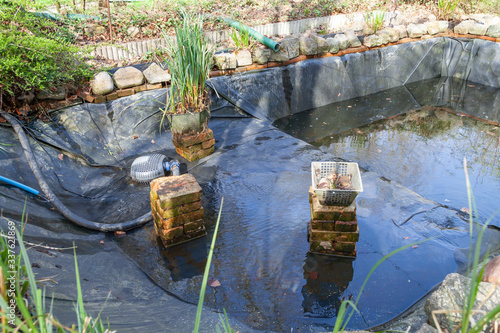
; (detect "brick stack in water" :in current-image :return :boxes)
[308,187,359,257]
[173,128,215,162]
[150,174,206,247]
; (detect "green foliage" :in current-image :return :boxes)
[365,10,385,33]
[194,198,225,333]
[0,209,112,332]
[436,0,460,19]
[0,1,93,97]
[458,158,500,333]
[229,26,251,49]
[160,9,214,115]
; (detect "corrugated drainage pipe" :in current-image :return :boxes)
[221,17,280,52]
[0,110,152,232]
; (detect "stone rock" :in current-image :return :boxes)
[394,25,408,39]
[468,22,488,35]
[112,67,145,89]
[127,26,140,38]
[234,49,252,67]
[36,86,66,100]
[394,13,409,26]
[312,35,330,54]
[326,38,340,54]
[485,16,500,26]
[299,36,318,55]
[486,24,500,38]
[363,27,375,36]
[469,13,486,24]
[437,21,450,33]
[424,273,500,332]
[214,53,237,70]
[17,91,35,104]
[344,29,361,47]
[407,23,428,38]
[428,14,437,22]
[482,256,500,284]
[425,21,440,35]
[281,37,300,59]
[334,33,349,50]
[143,63,170,84]
[252,47,271,65]
[350,21,366,31]
[376,30,391,44]
[363,34,383,48]
[268,46,289,62]
[384,28,400,42]
[91,71,114,95]
[454,20,474,34]
[415,323,438,333]
[84,23,106,36]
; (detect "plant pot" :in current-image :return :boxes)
[166,108,210,137]
[168,108,215,162]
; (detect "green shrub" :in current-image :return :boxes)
[0,0,93,98]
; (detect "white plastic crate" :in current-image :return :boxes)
[311,161,363,206]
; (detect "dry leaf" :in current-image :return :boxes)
[133,135,139,139]
[404,236,409,239]
[412,245,419,249]
[207,278,221,288]
[100,240,104,244]
[57,153,63,161]
[386,98,391,100]
[151,140,155,144]
[114,231,126,237]
[460,207,470,214]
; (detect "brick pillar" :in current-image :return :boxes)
[150,174,206,247]
[308,187,358,257]
[173,128,215,162]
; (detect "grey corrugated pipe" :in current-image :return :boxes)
[0,110,152,232]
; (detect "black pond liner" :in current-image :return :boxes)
[1,37,499,332]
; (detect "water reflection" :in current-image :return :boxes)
[302,253,354,318]
[157,236,208,282]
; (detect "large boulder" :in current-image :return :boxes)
[234,49,253,67]
[91,71,114,95]
[454,20,474,34]
[326,38,340,54]
[281,36,300,59]
[214,53,237,70]
[482,256,500,284]
[143,63,171,84]
[299,36,318,55]
[363,34,383,48]
[469,22,488,35]
[424,273,500,332]
[486,24,500,38]
[312,35,330,54]
[334,33,349,50]
[113,67,145,89]
[344,29,361,47]
[252,47,271,65]
[407,23,428,38]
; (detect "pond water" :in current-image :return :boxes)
[273,78,500,228]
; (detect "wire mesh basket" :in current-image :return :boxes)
[311,161,363,206]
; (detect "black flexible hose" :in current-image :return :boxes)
[0,110,152,232]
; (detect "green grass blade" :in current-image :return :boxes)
[194,198,224,333]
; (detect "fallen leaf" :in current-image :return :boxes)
[207,278,221,288]
[404,236,409,239]
[308,271,318,280]
[57,153,63,161]
[100,240,104,244]
[337,93,341,97]
[412,245,419,249]
[114,231,126,237]
[377,149,382,154]
[467,84,475,87]
[386,98,391,100]
[460,207,470,214]
[151,140,155,144]
[133,135,139,139]
[323,122,327,125]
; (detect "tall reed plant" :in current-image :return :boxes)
[160,10,214,115]
[365,10,385,33]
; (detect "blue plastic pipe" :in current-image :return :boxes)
[0,175,39,196]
